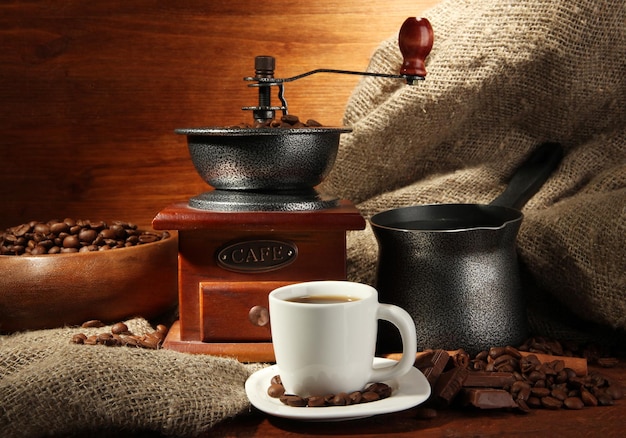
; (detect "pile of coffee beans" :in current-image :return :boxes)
[0,218,170,256]
[267,376,392,407]
[70,320,169,350]
[413,338,623,418]
[231,114,323,129]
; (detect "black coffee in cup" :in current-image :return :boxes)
[286,295,359,304]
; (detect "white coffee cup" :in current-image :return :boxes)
[269,280,417,397]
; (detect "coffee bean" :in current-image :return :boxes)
[12,223,31,237]
[453,349,470,368]
[78,228,98,243]
[330,393,349,406]
[280,395,307,407]
[99,229,116,240]
[155,324,169,336]
[516,398,531,413]
[361,391,380,402]
[551,387,568,401]
[33,223,50,235]
[138,233,159,244]
[81,319,105,328]
[475,350,489,362]
[364,382,393,398]
[307,396,326,407]
[348,391,363,404]
[139,334,161,349]
[563,396,584,410]
[580,389,598,407]
[596,391,614,406]
[517,387,532,402]
[541,396,563,410]
[123,336,141,347]
[488,346,506,360]
[62,235,80,249]
[531,387,551,398]
[111,322,129,335]
[48,221,67,234]
[504,346,522,359]
[267,384,285,398]
[30,245,47,255]
[527,370,546,383]
[70,333,87,344]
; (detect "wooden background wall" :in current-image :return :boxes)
[0,0,439,230]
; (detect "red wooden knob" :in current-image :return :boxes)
[398,17,434,78]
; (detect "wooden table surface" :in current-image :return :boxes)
[209,361,625,437]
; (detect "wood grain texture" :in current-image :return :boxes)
[0,0,440,229]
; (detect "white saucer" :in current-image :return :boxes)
[245,358,431,421]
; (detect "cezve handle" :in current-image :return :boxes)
[490,142,564,210]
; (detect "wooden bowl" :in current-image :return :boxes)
[0,232,178,333]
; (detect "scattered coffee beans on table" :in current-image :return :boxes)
[70,320,169,350]
[413,337,623,418]
[266,376,393,407]
[0,218,170,256]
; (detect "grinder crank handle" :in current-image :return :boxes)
[398,17,434,82]
[246,17,434,87]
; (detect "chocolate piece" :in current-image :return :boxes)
[460,388,518,409]
[463,371,515,388]
[414,350,435,369]
[417,350,450,387]
[432,366,468,407]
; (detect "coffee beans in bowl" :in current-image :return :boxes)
[0,218,178,332]
[0,219,167,256]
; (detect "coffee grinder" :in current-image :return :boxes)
[152,17,433,362]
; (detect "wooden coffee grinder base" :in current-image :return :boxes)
[152,199,365,362]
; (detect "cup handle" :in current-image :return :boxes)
[369,303,417,383]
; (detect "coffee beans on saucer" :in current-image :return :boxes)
[1,218,170,256]
[267,377,393,407]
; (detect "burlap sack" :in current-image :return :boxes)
[323,0,626,341]
[0,318,264,437]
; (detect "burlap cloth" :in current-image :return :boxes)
[0,319,265,437]
[1,0,625,436]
